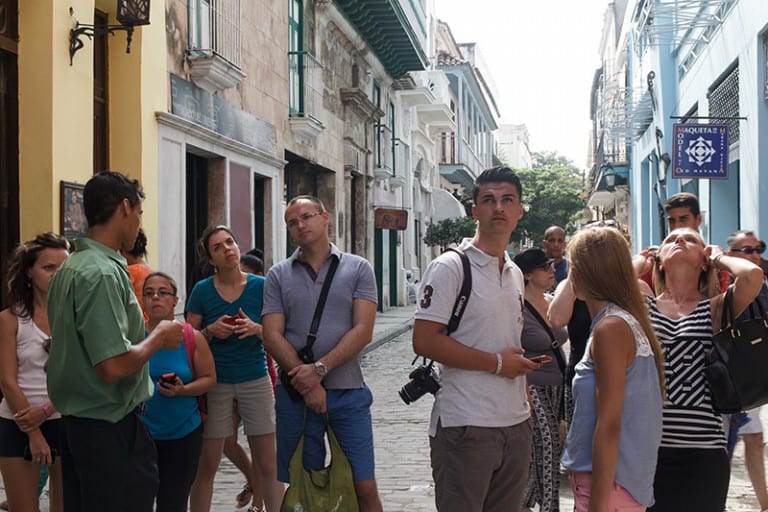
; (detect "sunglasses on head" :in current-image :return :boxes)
[731,241,766,255]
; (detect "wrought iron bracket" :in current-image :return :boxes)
[69,22,135,65]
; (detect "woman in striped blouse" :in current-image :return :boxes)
[635,227,763,511]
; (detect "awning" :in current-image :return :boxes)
[430,187,466,221]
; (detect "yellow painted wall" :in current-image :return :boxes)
[108,0,167,263]
[18,0,93,240]
[17,0,167,263]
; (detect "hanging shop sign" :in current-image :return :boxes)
[672,123,729,179]
[374,208,408,230]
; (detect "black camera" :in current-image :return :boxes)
[399,363,441,404]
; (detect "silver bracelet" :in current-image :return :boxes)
[494,353,503,375]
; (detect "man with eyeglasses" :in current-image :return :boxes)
[46,171,183,512]
[262,195,383,511]
[725,229,768,512]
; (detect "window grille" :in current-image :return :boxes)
[708,65,739,145]
[189,0,241,67]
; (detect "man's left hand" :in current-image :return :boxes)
[303,385,327,413]
[289,363,322,395]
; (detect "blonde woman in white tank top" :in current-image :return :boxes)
[0,233,69,512]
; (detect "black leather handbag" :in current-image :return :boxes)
[705,286,768,414]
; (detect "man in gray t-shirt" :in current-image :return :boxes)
[262,195,383,512]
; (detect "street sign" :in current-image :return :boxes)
[672,123,729,179]
[374,208,408,230]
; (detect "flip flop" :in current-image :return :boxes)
[235,484,253,509]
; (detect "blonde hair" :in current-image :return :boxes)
[568,227,665,393]
[652,228,719,298]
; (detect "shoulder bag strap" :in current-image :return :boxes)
[305,255,341,352]
[182,322,197,379]
[442,248,472,335]
[721,285,735,331]
[524,299,567,375]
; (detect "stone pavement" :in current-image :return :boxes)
[4,304,767,510]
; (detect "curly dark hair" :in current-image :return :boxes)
[7,232,70,318]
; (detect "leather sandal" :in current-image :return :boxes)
[235,483,253,508]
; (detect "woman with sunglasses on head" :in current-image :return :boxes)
[141,272,215,512]
[633,227,763,512]
[0,233,69,512]
[186,226,284,512]
[561,226,665,512]
[514,248,567,512]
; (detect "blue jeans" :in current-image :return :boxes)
[275,384,375,482]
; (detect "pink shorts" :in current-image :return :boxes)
[569,471,646,512]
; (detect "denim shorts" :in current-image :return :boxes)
[275,384,375,483]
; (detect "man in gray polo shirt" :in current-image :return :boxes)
[262,195,383,512]
[413,166,544,512]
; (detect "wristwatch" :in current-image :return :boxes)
[313,361,328,378]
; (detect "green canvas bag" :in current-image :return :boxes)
[281,414,359,512]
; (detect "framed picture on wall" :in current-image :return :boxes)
[60,181,87,240]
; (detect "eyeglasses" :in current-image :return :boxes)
[142,289,175,299]
[731,241,766,255]
[286,211,323,230]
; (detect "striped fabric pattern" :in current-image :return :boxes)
[648,297,726,449]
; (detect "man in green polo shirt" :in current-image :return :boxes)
[47,171,183,512]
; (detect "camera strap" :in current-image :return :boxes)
[524,299,566,375]
[443,248,472,335]
[303,255,340,354]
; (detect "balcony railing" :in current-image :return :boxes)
[289,51,323,120]
[374,123,394,173]
[439,132,458,164]
[189,0,241,67]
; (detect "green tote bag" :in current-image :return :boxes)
[281,415,359,512]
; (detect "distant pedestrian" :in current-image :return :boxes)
[725,230,768,512]
[123,227,152,317]
[0,232,69,512]
[263,195,383,511]
[413,166,543,512]
[542,226,568,287]
[47,171,184,512]
[561,226,664,512]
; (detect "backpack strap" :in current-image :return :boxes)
[182,322,197,379]
[442,248,472,335]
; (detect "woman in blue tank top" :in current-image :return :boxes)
[142,272,215,512]
[561,226,665,511]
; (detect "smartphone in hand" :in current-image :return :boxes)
[529,355,553,363]
[222,315,240,326]
[160,372,177,385]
